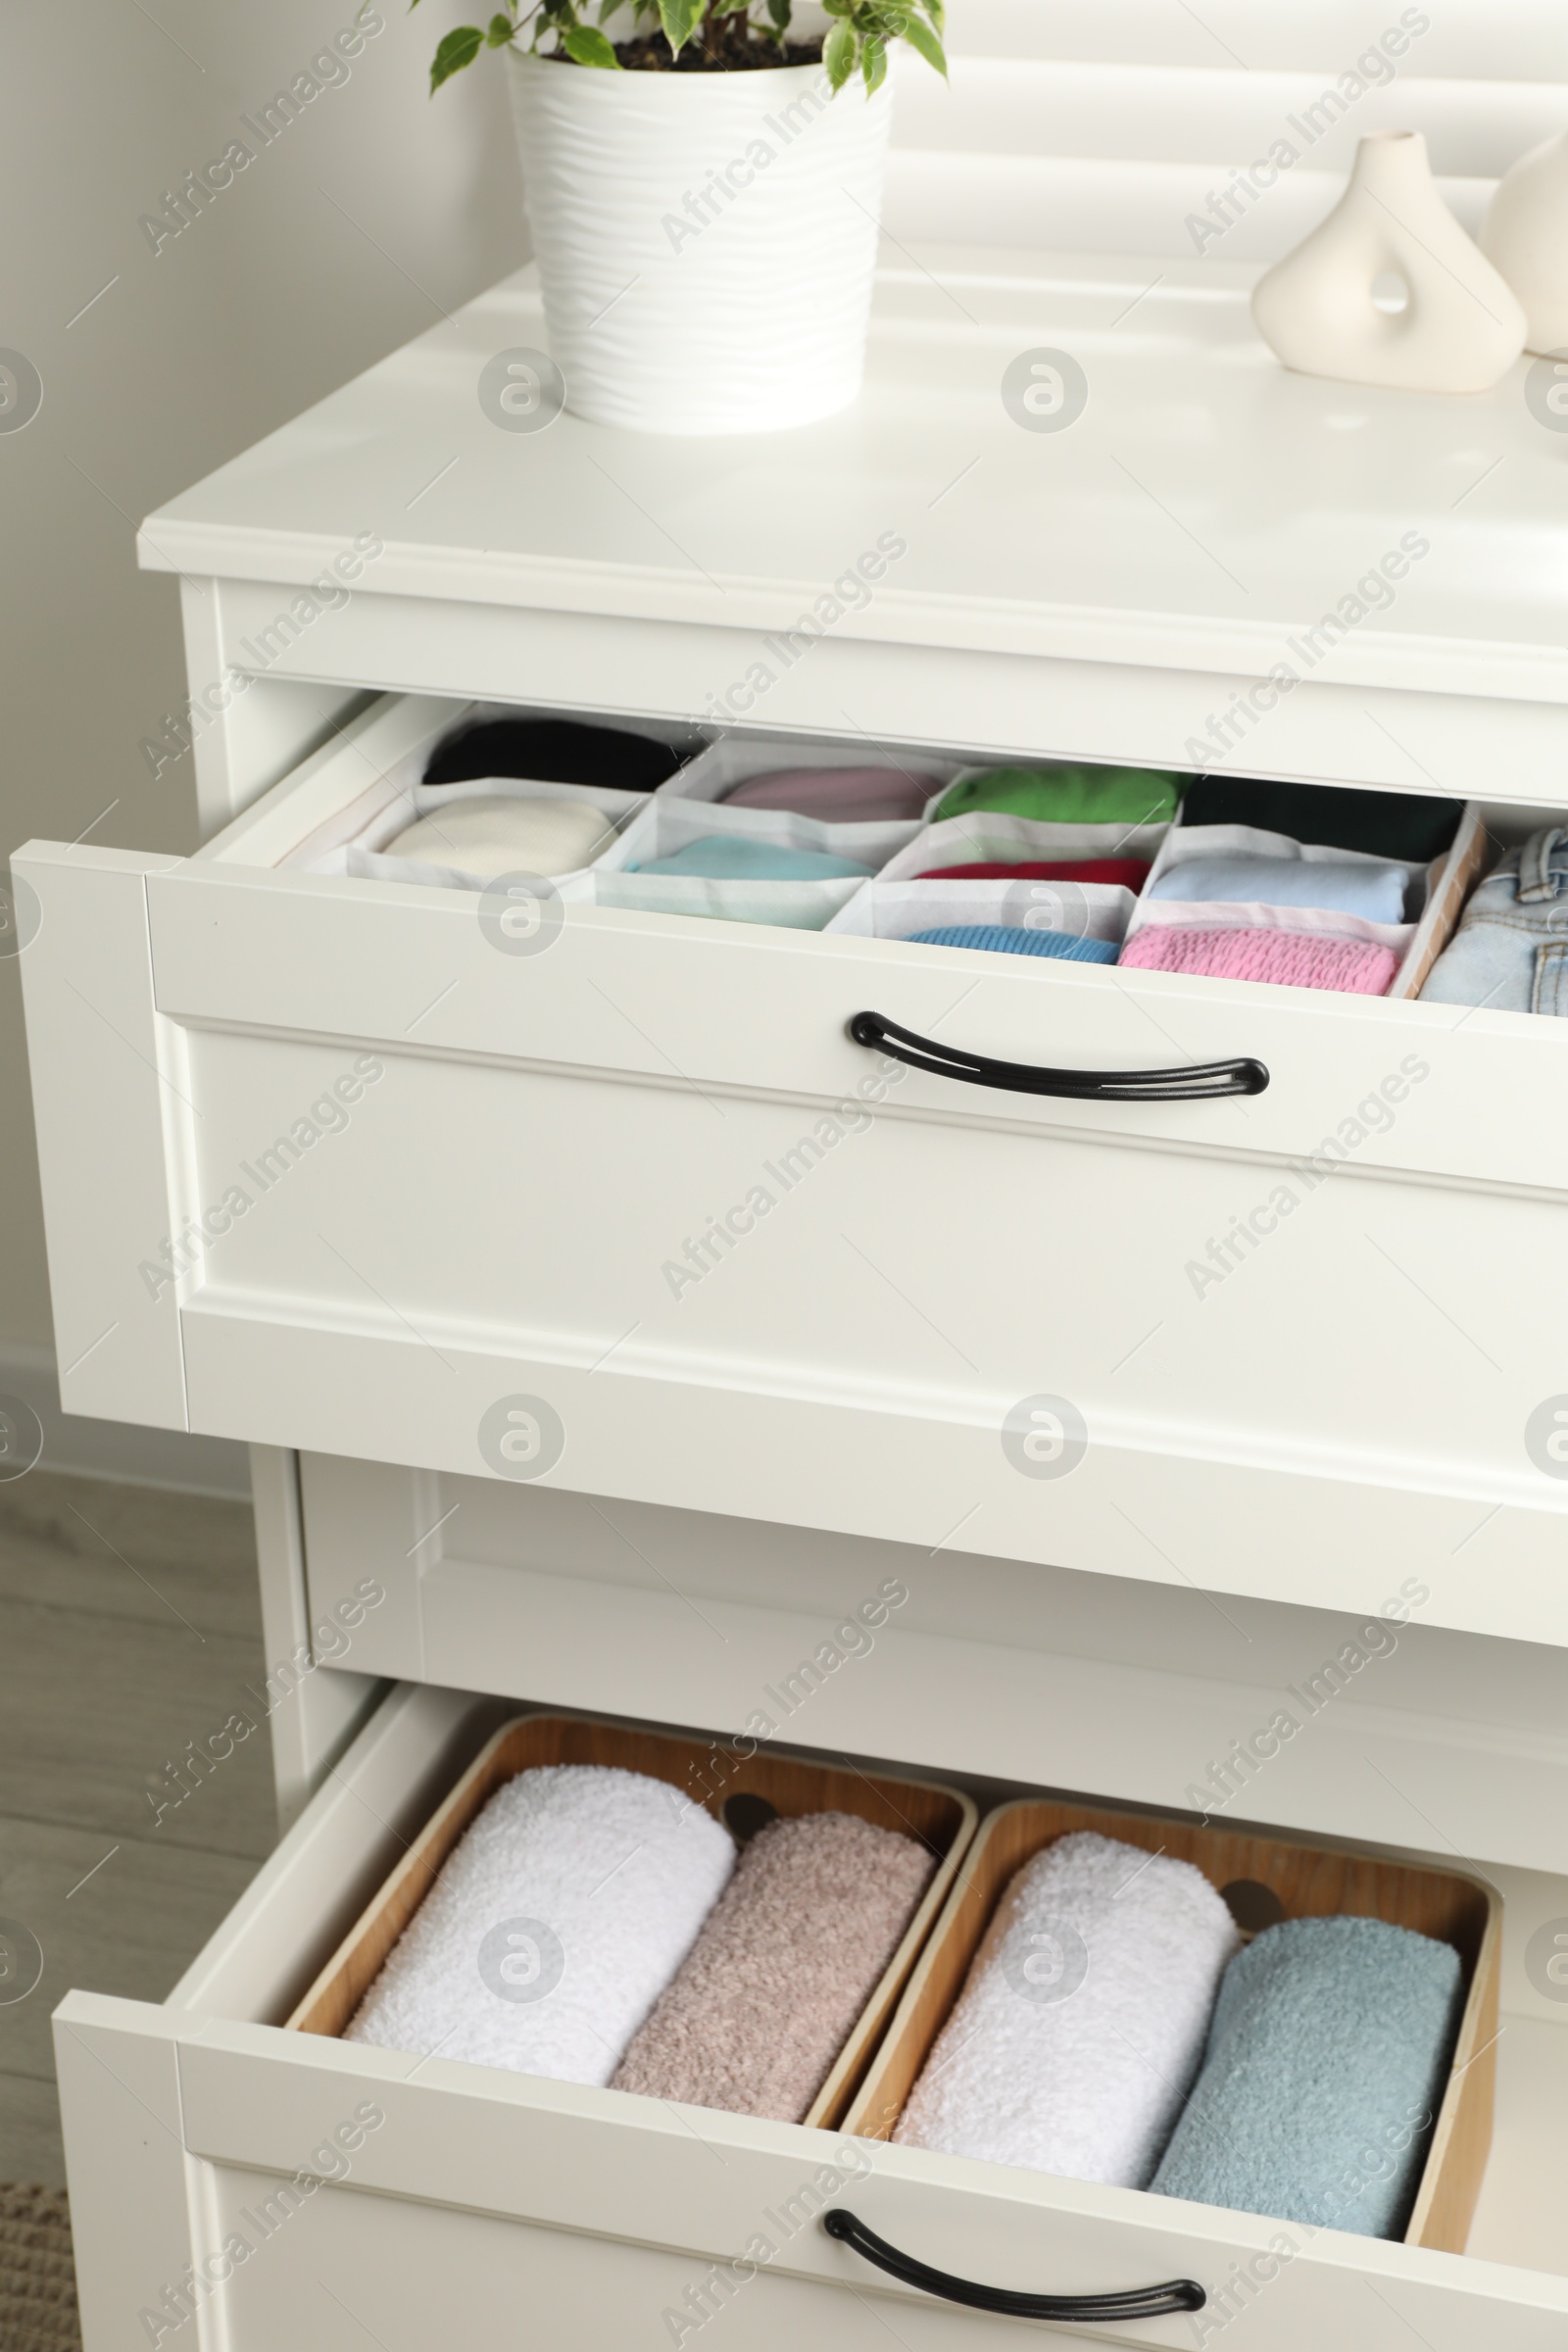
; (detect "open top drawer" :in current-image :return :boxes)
[17,693,1568,1643]
[55,1684,1568,2351]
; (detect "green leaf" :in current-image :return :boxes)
[900,10,946,74]
[822,17,856,86]
[658,0,705,50]
[711,0,750,17]
[430,24,484,86]
[921,0,944,28]
[766,0,791,26]
[860,29,887,88]
[485,11,516,40]
[563,21,622,61]
[598,0,627,18]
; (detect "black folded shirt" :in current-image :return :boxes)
[424,716,684,792]
[1180,775,1463,865]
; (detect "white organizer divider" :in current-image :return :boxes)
[878,810,1172,882]
[280,697,698,888]
[585,789,921,930]
[826,873,1136,944]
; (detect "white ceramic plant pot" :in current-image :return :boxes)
[1250,130,1526,395]
[1481,130,1568,358]
[509,51,892,434]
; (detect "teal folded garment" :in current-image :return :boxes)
[906,926,1118,961]
[630,837,873,881]
[1152,1916,1463,2239]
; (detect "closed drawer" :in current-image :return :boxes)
[18,692,1568,1642]
[54,1683,1568,2351]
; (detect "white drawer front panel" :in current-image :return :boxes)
[17,830,1568,1640]
[51,1689,1568,2352]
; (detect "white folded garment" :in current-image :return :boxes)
[896,1831,1239,2188]
[382,796,614,879]
[344,1764,736,2086]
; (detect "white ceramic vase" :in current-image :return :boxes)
[1250,130,1526,394]
[1481,130,1568,358]
[509,52,892,435]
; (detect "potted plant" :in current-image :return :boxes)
[420,0,947,432]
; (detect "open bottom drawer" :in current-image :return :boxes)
[55,1684,1568,2351]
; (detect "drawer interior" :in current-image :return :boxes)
[192,688,1568,1023]
[158,1684,1568,2299]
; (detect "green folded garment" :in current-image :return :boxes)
[630,837,873,881]
[933,765,1185,829]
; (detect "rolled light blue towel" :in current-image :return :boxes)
[906,926,1119,961]
[1150,856,1411,922]
[1152,1916,1463,2239]
[630,837,873,881]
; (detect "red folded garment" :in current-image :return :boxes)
[915,858,1152,888]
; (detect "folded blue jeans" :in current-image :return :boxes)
[1421,828,1568,1015]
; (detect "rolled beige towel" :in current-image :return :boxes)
[612,1810,935,2123]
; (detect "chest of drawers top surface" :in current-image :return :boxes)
[138,249,1568,706]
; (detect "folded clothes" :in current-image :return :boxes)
[934,765,1185,830]
[896,1833,1239,2187]
[1120,925,1398,995]
[631,837,873,881]
[612,1811,934,2124]
[722,767,936,823]
[1151,855,1411,922]
[1152,1916,1463,2238]
[383,797,614,879]
[1422,826,1568,1014]
[907,926,1119,961]
[344,1764,735,2086]
[424,716,680,791]
[916,858,1152,888]
[1181,775,1461,864]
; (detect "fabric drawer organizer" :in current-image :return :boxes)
[274,700,706,889]
[287,1712,976,2133]
[285,704,1516,1013]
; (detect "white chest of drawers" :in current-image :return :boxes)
[19,9,1568,2341]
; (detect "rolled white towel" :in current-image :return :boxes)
[344,1764,735,2086]
[896,1831,1240,2188]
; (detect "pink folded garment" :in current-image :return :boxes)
[611,1809,935,2124]
[1120,925,1397,996]
[723,766,935,823]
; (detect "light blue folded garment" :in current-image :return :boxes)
[629,836,873,881]
[1151,1915,1463,2239]
[1150,855,1411,923]
[906,926,1118,961]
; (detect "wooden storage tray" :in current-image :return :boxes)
[287,1710,977,2130]
[843,1796,1500,2253]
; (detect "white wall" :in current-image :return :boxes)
[0,0,526,1484]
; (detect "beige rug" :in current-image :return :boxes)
[0,2186,79,2352]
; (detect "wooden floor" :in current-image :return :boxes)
[0,1472,274,2186]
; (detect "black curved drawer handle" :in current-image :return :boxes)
[849,1009,1268,1103]
[822,2208,1205,2324]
